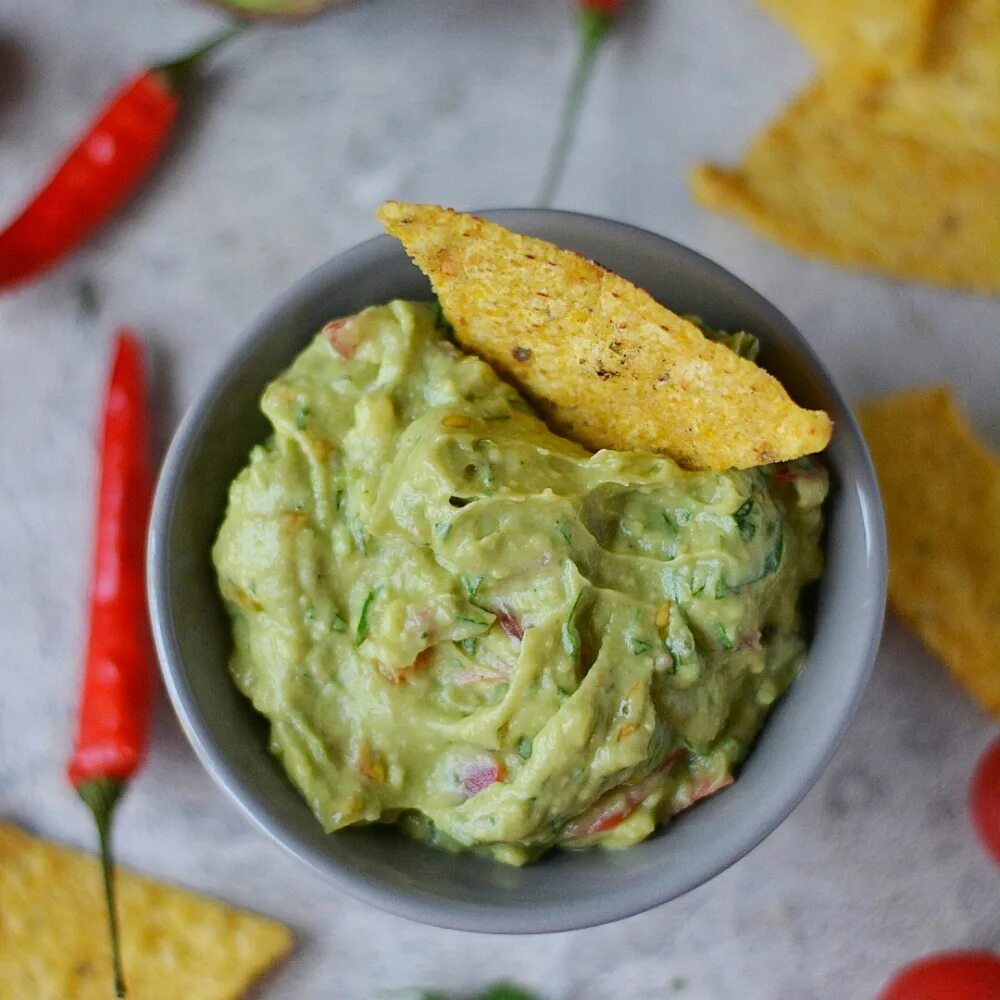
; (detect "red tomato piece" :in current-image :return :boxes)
[496,605,524,641]
[566,758,683,841]
[771,467,801,486]
[582,804,633,836]
[322,317,361,358]
[971,736,1000,866]
[691,771,734,804]
[879,951,1000,1000]
[383,648,433,685]
[459,757,505,798]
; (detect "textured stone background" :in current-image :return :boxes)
[1,1,997,997]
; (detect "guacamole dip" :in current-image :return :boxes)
[213,300,827,865]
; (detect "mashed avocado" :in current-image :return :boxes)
[213,300,827,865]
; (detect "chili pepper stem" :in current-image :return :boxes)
[155,24,247,96]
[77,776,127,998]
[537,8,612,208]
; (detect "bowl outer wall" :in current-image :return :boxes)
[148,209,887,933]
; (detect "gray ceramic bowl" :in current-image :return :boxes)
[149,210,886,933]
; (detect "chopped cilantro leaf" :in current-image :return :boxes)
[355,589,377,647]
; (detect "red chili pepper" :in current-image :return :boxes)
[879,951,1000,1000]
[581,0,625,12]
[537,0,626,207]
[67,331,155,998]
[0,28,241,291]
[971,735,1000,866]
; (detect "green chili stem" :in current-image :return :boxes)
[537,9,612,208]
[77,777,127,997]
[155,24,247,97]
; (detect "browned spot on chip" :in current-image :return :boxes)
[439,252,460,276]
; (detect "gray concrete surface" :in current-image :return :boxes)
[1,0,997,997]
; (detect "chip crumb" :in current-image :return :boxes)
[857,387,1000,716]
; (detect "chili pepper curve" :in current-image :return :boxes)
[67,331,155,998]
[0,27,242,291]
[537,0,625,207]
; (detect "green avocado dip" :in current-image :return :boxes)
[213,300,828,865]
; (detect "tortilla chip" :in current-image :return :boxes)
[759,0,1000,155]
[691,75,1000,293]
[821,66,1000,157]
[901,0,1000,154]
[818,0,1000,158]
[0,824,292,1000]
[926,0,1000,87]
[757,0,938,71]
[857,388,1000,717]
[377,202,831,471]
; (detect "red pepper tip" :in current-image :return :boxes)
[579,0,625,11]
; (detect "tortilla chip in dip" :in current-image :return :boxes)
[857,388,1000,717]
[377,201,831,471]
[0,823,292,1000]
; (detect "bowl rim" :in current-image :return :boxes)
[148,208,886,933]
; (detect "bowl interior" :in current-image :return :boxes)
[149,210,885,932]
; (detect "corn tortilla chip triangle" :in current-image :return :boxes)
[889,0,1000,155]
[0,823,292,1000]
[760,0,1000,156]
[757,0,938,72]
[377,201,831,471]
[821,64,1000,157]
[925,0,1000,90]
[857,388,1000,717]
[691,75,1000,293]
